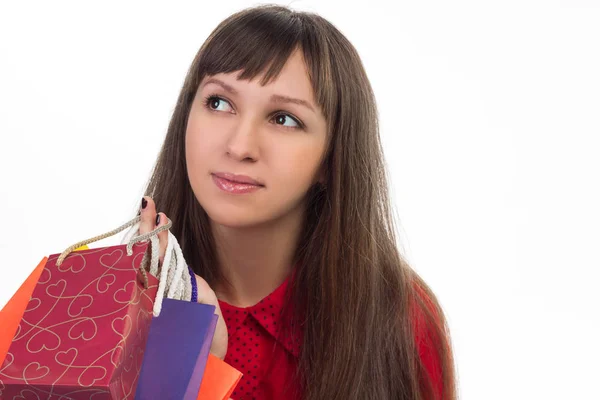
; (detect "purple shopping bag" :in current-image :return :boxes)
[134,298,217,400]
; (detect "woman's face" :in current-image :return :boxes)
[185,49,328,228]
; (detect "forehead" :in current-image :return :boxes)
[205,49,316,102]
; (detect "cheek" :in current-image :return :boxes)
[185,120,217,210]
[270,142,324,189]
[185,128,213,203]
[185,116,217,171]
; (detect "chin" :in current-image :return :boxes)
[201,200,266,229]
[208,213,257,229]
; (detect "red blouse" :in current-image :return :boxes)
[219,276,443,400]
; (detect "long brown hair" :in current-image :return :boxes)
[144,4,456,399]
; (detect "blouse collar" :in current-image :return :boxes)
[218,272,302,358]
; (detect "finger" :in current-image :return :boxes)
[139,196,157,236]
[155,212,168,266]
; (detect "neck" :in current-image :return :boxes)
[211,206,304,308]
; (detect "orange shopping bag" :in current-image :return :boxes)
[197,353,243,400]
[0,257,48,365]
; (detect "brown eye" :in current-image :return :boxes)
[209,98,220,109]
[204,95,233,112]
[273,113,301,129]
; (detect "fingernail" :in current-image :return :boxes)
[156,214,161,226]
[141,198,148,210]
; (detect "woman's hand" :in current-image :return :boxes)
[139,196,229,360]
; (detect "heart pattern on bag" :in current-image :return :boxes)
[26,329,61,353]
[78,365,107,387]
[37,267,52,284]
[99,249,123,270]
[110,344,125,368]
[13,323,22,341]
[96,273,116,293]
[0,353,14,373]
[68,318,98,341]
[25,297,41,312]
[114,280,135,304]
[45,279,67,298]
[68,294,93,317]
[55,347,78,366]
[123,352,136,373]
[22,362,50,381]
[132,250,145,270]
[111,315,132,340]
[57,253,86,273]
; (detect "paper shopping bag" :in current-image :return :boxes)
[184,312,218,399]
[197,354,243,400]
[0,242,158,400]
[134,298,218,400]
[135,299,243,400]
[0,257,48,367]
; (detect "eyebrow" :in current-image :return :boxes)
[202,78,316,113]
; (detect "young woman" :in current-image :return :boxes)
[137,4,456,400]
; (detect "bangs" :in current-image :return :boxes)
[199,9,303,86]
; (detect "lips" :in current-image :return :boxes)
[211,174,264,194]
[212,172,264,186]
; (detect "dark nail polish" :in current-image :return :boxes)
[156,214,161,226]
[141,198,148,209]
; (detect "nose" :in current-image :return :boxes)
[225,114,260,162]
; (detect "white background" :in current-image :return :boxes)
[1,1,599,398]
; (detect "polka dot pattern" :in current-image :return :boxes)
[219,275,303,400]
